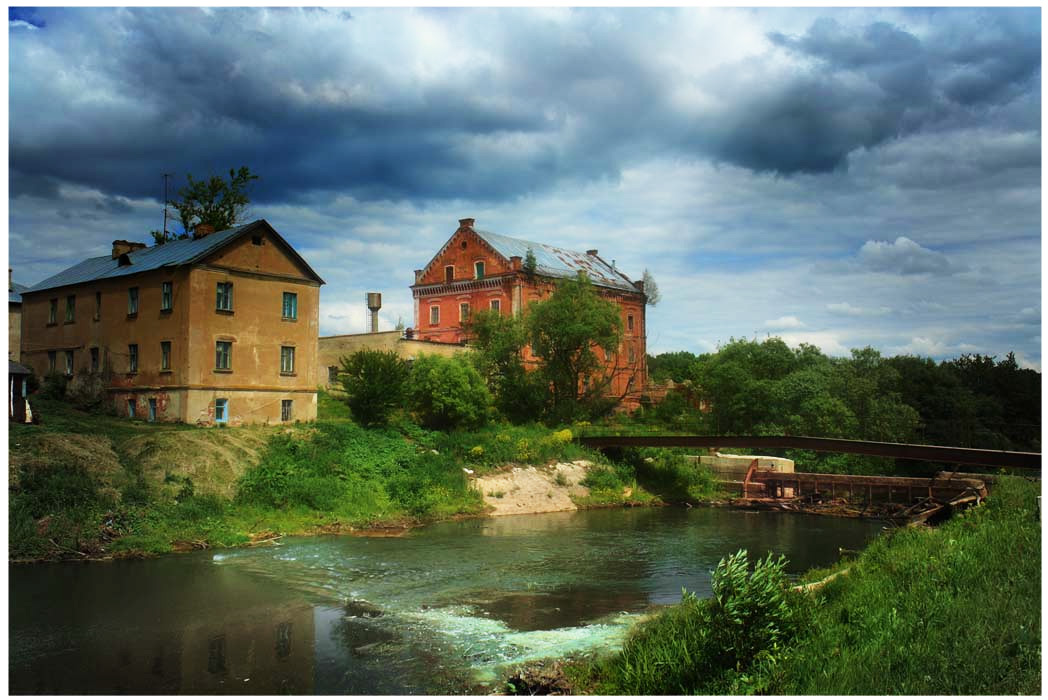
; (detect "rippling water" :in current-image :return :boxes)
[9,507,883,694]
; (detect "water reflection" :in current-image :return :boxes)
[10,508,882,694]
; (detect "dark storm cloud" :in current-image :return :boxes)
[8,7,1041,201]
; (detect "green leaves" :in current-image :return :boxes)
[405,354,491,430]
[339,349,410,426]
[166,165,259,240]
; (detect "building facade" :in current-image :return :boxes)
[19,220,324,425]
[9,271,28,361]
[410,218,648,403]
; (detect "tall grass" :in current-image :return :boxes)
[576,477,1041,695]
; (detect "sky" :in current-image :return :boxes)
[7,6,1042,368]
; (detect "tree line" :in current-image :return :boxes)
[647,337,1041,455]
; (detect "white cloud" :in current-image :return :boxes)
[857,236,958,276]
[763,315,805,330]
[826,302,891,317]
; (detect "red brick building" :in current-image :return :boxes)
[410,218,648,404]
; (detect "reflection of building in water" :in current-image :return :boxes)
[179,599,315,693]
[10,598,316,694]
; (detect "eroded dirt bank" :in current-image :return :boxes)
[473,461,593,516]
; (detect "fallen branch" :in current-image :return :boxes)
[792,568,849,594]
[49,538,89,558]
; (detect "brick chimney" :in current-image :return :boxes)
[112,240,147,259]
[458,218,475,230]
[586,249,598,256]
[509,256,522,271]
[193,223,215,239]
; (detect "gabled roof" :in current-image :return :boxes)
[472,228,639,293]
[24,220,324,294]
[9,282,28,304]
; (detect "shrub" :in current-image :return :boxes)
[339,350,409,426]
[40,372,69,400]
[65,371,109,411]
[406,354,491,430]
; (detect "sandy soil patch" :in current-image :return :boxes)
[474,461,592,516]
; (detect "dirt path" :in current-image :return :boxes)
[473,461,592,516]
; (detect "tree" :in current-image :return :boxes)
[406,354,491,429]
[464,309,545,422]
[523,247,537,277]
[156,166,259,243]
[339,350,409,426]
[642,268,661,306]
[526,272,623,421]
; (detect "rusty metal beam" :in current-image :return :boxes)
[576,435,1041,470]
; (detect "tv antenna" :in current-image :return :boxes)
[162,173,173,239]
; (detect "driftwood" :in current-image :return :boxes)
[48,538,89,557]
[792,568,850,594]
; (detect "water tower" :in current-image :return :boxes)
[366,292,382,333]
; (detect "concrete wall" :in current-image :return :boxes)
[318,331,466,388]
[698,452,795,481]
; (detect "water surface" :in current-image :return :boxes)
[9,507,882,694]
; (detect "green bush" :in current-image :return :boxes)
[339,349,409,426]
[39,372,69,400]
[406,354,491,430]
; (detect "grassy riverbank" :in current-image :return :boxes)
[11,394,683,560]
[569,476,1041,695]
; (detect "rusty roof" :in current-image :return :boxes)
[473,228,640,293]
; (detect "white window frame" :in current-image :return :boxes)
[282,292,298,320]
[280,346,295,374]
[216,282,233,312]
[459,302,470,322]
[216,341,232,370]
[474,261,485,279]
[429,305,440,325]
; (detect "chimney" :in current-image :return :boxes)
[586,249,598,257]
[634,280,645,293]
[414,269,423,283]
[510,255,522,271]
[111,240,147,259]
[458,218,475,230]
[193,223,215,239]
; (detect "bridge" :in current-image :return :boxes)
[576,434,1041,471]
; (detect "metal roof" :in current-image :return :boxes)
[9,282,28,304]
[9,360,32,375]
[23,220,323,294]
[473,229,639,293]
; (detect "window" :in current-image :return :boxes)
[459,302,470,322]
[444,266,454,284]
[474,261,485,279]
[252,235,263,246]
[64,350,74,376]
[282,292,298,320]
[94,291,101,321]
[429,306,440,325]
[90,347,99,373]
[280,346,295,374]
[628,344,636,363]
[216,282,233,312]
[215,341,232,370]
[281,400,293,422]
[214,399,228,424]
[161,282,173,311]
[65,295,76,323]
[127,399,137,419]
[47,351,56,373]
[490,299,501,313]
[48,299,57,325]
[328,366,339,383]
[148,398,157,423]
[160,341,171,371]
[627,314,634,332]
[128,344,138,373]
[127,287,139,315]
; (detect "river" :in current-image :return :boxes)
[9,507,882,694]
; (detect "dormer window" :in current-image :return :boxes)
[474,261,485,280]
[118,253,132,266]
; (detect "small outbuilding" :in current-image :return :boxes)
[9,360,32,423]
